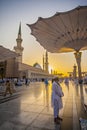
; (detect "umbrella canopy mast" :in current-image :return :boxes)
[27,6,87,81]
[74,51,82,80]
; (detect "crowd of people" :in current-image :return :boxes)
[0,78,31,97]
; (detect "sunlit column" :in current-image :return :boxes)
[73,64,77,79]
[74,51,82,80]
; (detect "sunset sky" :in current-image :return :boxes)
[0,0,87,75]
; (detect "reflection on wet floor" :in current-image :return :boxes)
[0,81,87,130]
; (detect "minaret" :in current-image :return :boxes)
[14,22,24,63]
[43,55,45,70]
[45,51,49,73]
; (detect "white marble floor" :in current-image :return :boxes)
[0,81,87,130]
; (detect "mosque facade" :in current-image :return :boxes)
[0,23,53,80]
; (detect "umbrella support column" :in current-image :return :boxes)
[74,51,82,83]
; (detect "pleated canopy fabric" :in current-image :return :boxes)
[27,6,87,53]
[0,46,18,61]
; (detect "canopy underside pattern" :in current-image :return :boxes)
[27,6,87,53]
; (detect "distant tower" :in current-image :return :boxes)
[43,55,45,70]
[73,64,77,79]
[45,51,49,73]
[14,22,24,63]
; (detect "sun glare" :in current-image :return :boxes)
[49,66,53,74]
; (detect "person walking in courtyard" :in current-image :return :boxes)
[51,77,64,124]
[44,78,49,86]
[4,80,12,96]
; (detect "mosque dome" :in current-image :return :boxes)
[33,62,42,69]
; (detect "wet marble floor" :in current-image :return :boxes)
[0,81,87,130]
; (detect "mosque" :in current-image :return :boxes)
[0,23,53,80]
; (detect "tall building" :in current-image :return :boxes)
[14,22,24,63]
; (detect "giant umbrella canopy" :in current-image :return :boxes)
[27,6,87,80]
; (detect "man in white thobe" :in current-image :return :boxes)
[51,77,64,124]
